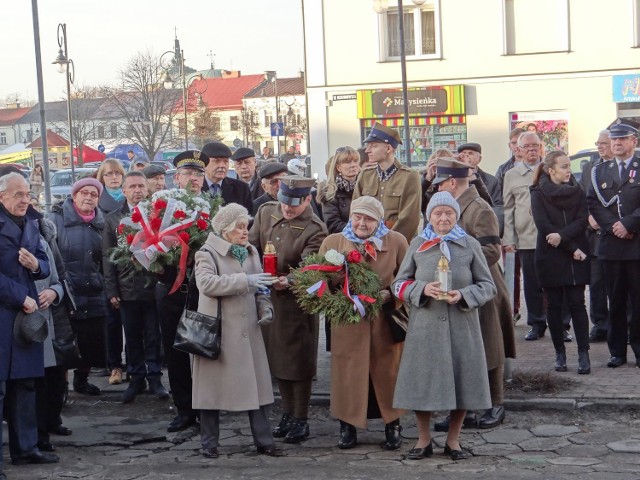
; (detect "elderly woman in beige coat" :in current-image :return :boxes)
[319,196,408,450]
[193,203,284,459]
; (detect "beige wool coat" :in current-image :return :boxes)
[192,233,274,411]
[319,230,408,429]
[503,162,538,249]
[353,160,422,243]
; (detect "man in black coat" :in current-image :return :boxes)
[231,147,264,200]
[201,142,253,214]
[587,118,640,368]
[102,172,168,404]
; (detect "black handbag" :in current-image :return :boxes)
[382,301,409,343]
[173,250,222,360]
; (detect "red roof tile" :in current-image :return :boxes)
[27,130,70,148]
[244,77,305,98]
[0,107,33,126]
[188,74,266,111]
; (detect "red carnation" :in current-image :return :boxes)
[126,234,135,245]
[117,224,125,235]
[200,212,210,219]
[150,218,162,231]
[154,199,167,211]
[179,232,190,243]
[131,211,142,223]
[196,219,208,231]
[347,250,363,263]
[173,210,187,220]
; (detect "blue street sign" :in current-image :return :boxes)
[97,144,105,153]
[270,122,284,137]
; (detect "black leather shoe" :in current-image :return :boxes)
[49,425,72,436]
[578,350,591,375]
[382,419,403,450]
[147,377,169,399]
[272,412,294,438]
[563,330,573,342]
[444,443,468,460]
[257,444,286,457]
[407,441,433,460]
[167,414,197,432]
[589,330,607,342]
[525,329,544,341]
[478,406,506,429]
[202,447,219,458]
[555,352,567,372]
[284,418,310,443]
[338,421,357,449]
[607,356,627,368]
[73,379,101,396]
[12,451,60,465]
[38,441,55,452]
[122,377,147,404]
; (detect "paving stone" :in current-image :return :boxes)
[347,459,402,468]
[481,428,534,444]
[607,438,640,453]
[546,456,601,466]
[519,437,571,451]
[507,452,559,464]
[530,425,582,437]
[471,443,522,456]
[169,439,201,451]
[114,448,153,458]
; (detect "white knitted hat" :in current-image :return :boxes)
[211,203,249,235]
[426,191,460,221]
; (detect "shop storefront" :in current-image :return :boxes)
[356,85,466,167]
[613,74,640,124]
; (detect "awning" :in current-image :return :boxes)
[0,150,32,164]
[73,145,106,162]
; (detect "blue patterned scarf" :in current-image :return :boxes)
[341,220,389,259]
[106,187,125,203]
[418,223,467,261]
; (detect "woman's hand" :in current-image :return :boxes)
[573,249,587,261]
[446,290,462,304]
[423,281,442,299]
[39,289,57,310]
[18,248,39,272]
[272,276,290,291]
[546,233,561,247]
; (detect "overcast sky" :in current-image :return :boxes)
[4,0,305,104]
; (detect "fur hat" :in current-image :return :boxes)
[71,177,103,196]
[426,191,460,221]
[350,196,384,223]
[211,203,249,235]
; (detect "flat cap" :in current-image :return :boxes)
[143,164,165,179]
[202,142,232,158]
[457,142,482,154]
[231,147,255,161]
[259,162,288,179]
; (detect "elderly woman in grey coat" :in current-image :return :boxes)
[392,191,496,461]
[193,203,284,459]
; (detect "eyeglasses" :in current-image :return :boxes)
[77,189,99,198]
[594,142,610,146]
[519,144,540,150]
[5,192,30,200]
[103,171,123,177]
[178,170,205,178]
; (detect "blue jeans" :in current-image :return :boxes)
[2,378,39,462]
[120,300,163,378]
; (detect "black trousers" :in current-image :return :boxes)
[519,249,547,330]
[155,283,194,416]
[35,366,67,443]
[588,256,609,333]
[603,260,640,359]
[71,316,107,369]
[545,285,590,353]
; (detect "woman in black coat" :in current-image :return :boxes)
[530,151,591,374]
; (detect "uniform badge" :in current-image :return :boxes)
[601,182,607,188]
[609,163,614,168]
[634,162,638,167]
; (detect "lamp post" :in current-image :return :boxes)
[52,23,76,181]
[264,71,280,157]
[373,0,426,167]
[161,50,207,150]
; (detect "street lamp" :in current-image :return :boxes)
[52,23,76,180]
[160,50,207,150]
[263,71,281,157]
[373,0,426,167]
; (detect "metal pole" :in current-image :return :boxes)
[60,24,76,182]
[182,50,188,150]
[30,0,52,212]
[397,0,412,167]
[275,75,280,158]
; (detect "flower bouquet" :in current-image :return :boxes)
[109,189,221,294]
[290,249,382,326]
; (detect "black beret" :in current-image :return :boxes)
[231,147,255,161]
[258,162,288,179]
[202,142,232,159]
[457,142,482,154]
[142,164,166,179]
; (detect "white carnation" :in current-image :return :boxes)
[325,249,345,266]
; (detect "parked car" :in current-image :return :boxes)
[39,167,98,205]
[83,159,131,171]
[570,147,640,183]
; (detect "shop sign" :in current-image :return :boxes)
[357,85,464,119]
[613,74,640,103]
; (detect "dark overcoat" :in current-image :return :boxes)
[0,206,50,380]
[531,174,590,288]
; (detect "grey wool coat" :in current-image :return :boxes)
[192,233,274,412]
[392,233,496,412]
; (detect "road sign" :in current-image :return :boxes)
[271,122,284,137]
[97,144,105,153]
[233,138,243,148]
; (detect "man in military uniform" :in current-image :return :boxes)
[432,158,515,430]
[353,123,421,242]
[249,176,327,443]
[156,150,209,432]
[587,118,640,368]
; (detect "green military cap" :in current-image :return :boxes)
[432,158,472,185]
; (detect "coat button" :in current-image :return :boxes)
[281,224,285,228]
[242,332,248,338]
[439,316,447,322]
[242,313,247,317]
[276,237,280,241]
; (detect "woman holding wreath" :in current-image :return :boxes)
[319,196,408,450]
[392,191,496,461]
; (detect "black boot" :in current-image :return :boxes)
[272,412,294,438]
[382,419,402,450]
[147,376,169,399]
[578,350,591,375]
[555,352,567,372]
[122,376,147,403]
[284,417,310,443]
[338,421,357,449]
[478,406,506,429]
[73,370,101,396]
